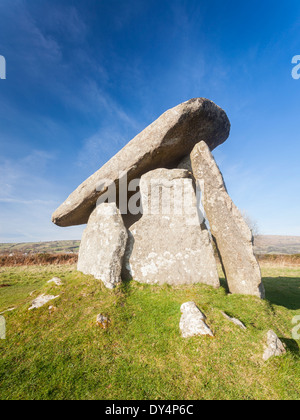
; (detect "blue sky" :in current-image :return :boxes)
[0,0,299,242]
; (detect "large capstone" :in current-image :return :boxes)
[52,98,230,227]
[77,203,128,289]
[190,141,265,298]
[122,168,220,287]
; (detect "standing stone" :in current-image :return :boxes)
[52,98,230,227]
[123,168,220,288]
[190,141,265,298]
[78,203,128,289]
[263,330,286,361]
[180,302,214,338]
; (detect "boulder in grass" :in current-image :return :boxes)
[29,294,59,310]
[180,302,214,338]
[96,314,111,329]
[263,330,286,361]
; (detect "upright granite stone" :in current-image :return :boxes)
[123,168,220,287]
[190,141,265,298]
[78,203,128,289]
[52,98,230,227]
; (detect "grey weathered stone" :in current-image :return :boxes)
[221,311,247,330]
[29,294,59,310]
[48,305,57,314]
[96,314,111,329]
[180,302,214,338]
[47,277,63,286]
[52,98,230,227]
[190,141,265,298]
[78,202,128,289]
[0,308,15,315]
[0,316,5,340]
[263,330,286,361]
[123,168,220,287]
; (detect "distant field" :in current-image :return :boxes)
[0,235,300,256]
[0,240,80,255]
[254,236,300,255]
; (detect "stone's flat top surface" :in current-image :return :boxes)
[52,98,230,227]
[141,167,191,181]
[180,301,206,318]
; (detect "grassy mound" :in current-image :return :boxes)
[0,265,299,400]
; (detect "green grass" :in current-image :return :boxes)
[0,265,299,400]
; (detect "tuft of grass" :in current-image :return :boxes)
[0,264,299,400]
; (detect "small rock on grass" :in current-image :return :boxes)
[29,294,59,310]
[96,314,111,330]
[48,305,57,314]
[263,330,286,361]
[180,302,214,338]
[47,277,63,286]
[0,308,15,315]
[221,311,247,330]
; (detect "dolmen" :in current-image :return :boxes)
[52,98,265,298]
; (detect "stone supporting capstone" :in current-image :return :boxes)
[122,168,220,288]
[77,202,128,289]
[190,141,265,298]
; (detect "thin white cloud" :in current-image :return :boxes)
[77,126,129,171]
[0,202,84,243]
[39,5,88,42]
[0,1,145,243]
[0,198,55,205]
[0,150,56,201]
[0,150,83,242]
